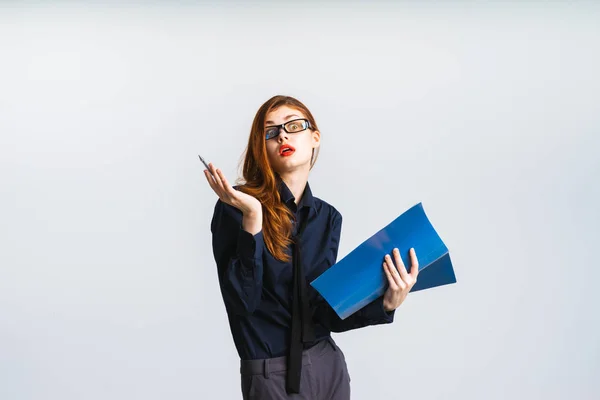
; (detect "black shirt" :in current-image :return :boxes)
[210,180,395,360]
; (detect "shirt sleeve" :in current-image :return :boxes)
[311,209,395,332]
[211,199,264,316]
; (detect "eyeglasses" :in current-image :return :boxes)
[264,118,311,140]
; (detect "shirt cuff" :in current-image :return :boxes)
[237,227,264,261]
[360,296,395,324]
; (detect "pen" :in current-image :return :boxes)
[198,154,211,171]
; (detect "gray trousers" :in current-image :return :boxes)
[240,337,351,399]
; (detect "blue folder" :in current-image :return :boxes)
[310,203,456,320]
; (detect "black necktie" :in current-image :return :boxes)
[286,211,315,394]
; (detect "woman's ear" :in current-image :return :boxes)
[312,130,321,148]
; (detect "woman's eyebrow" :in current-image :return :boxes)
[265,114,301,125]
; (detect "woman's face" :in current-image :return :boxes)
[264,105,320,175]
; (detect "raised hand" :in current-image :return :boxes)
[203,163,262,216]
[382,248,419,312]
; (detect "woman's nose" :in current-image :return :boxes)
[277,129,289,142]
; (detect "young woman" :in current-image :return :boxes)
[204,95,419,400]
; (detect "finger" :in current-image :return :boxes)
[393,248,410,282]
[216,170,246,210]
[383,262,399,291]
[204,169,221,196]
[216,168,237,197]
[385,255,406,290]
[207,162,218,179]
[204,164,218,182]
[204,169,219,192]
[217,168,229,186]
[209,164,226,196]
[409,248,419,279]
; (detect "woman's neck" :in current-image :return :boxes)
[279,170,309,206]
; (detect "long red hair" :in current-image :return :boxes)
[235,95,321,262]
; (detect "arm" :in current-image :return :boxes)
[211,199,264,316]
[311,210,395,333]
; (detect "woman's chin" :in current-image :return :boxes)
[273,160,310,175]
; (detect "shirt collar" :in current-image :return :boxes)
[278,179,317,215]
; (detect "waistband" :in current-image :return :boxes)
[240,336,338,378]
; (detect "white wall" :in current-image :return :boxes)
[1,2,599,399]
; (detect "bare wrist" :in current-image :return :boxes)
[243,207,261,218]
[242,208,262,235]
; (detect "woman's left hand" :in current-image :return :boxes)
[382,248,419,312]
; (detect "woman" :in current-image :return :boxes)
[204,95,419,399]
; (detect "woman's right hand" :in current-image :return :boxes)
[203,163,262,216]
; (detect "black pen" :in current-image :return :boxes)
[199,154,217,179]
[198,154,211,171]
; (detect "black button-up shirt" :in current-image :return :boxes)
[210,180,395,360]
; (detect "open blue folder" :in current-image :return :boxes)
[310,203,456,320]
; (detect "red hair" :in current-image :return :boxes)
[235,95,321,262]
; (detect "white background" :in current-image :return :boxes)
[1,2,599,399]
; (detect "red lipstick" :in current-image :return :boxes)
[279,144,296,157]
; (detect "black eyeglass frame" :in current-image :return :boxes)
[264,118,312,140]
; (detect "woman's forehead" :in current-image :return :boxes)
[265,106,306,125]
